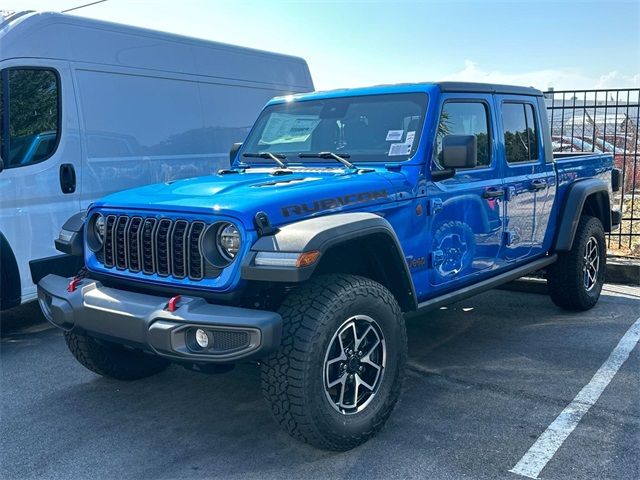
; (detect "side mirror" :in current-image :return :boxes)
[229,142,242,166]
[432,135,477,182]
[442,135,477,169]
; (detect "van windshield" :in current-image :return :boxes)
[241,93,428,164]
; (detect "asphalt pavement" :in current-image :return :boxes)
[1,284,638,479]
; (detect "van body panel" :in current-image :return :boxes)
[0,11,313,307]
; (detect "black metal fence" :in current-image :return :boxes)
[544,88,640,255]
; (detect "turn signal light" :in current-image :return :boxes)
[296,250,321,268]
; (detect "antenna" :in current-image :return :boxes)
[61,0,108,13]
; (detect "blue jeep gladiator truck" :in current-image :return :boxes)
[38,82,621,450]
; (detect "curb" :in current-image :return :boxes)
[606,257,640,286]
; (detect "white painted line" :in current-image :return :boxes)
[510,316,640,479]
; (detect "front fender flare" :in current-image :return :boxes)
[241,212,417,308]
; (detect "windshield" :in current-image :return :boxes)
[241,93,428,164]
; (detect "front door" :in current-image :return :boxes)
[427,96,505,289]
[0,60,81,301]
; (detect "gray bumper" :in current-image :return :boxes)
[37,274,282,363]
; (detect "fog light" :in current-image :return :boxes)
[195,328,209,348]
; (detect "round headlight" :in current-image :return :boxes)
[201,221,242,268]
[87,213,105,252]
[217,223,240,261]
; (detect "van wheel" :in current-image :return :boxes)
[548,215,606,311]
[261,274,407,451]
[64,331,170,380]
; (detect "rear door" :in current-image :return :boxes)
[427,95,505,288]
[496,96,553,261]
[0,60,81,301]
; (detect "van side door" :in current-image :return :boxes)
[0,60,81,301]
[495,95,556,261]
[427,94,506,289]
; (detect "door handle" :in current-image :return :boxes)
[530,180,547,191]
[59,163,76,194]
[482,188,504,199]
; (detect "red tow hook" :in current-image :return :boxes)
[167,295,182,313]
[67,276,83,293]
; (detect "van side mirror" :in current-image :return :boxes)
[229,142,242,166]
[442,135,477,169]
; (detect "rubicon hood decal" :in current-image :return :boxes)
[281,190,389,218]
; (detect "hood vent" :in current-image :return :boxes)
[254,177,318,188]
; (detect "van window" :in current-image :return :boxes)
[434,101,491,169]
[502,102,539,163]
[0,68,60,169]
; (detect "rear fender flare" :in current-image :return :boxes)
[554,178,611,251]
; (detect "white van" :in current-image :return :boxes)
[0,11,314,309]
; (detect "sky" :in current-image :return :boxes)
[2,0,639,92]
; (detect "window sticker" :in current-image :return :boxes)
[388,143,412,156]
[259,113,321,145]
[386,129,404,141]
[405,131,416,147]
[387,131,417,156]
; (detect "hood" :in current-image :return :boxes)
[94,167,400,229]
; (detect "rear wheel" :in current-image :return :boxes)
[261,274,406,451]
[64,331,170,380]
[548,215,606,311]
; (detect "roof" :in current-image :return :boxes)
[0,12,313,90]
[269,81,543,104]
[436,82,543,97]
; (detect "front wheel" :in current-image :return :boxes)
[547,215,606,311]
[261,274,407,451]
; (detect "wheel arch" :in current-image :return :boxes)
[1,232,21,310]
[554,179,612,252]
[241,212,417,312]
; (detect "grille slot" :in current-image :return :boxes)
[211,330,250,351]
[96,215,212,281]
[103,215,117,268]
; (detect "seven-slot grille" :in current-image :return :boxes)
[101,215,212,280]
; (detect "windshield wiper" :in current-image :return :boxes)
[242,152,288,168]
[298,151,356,169]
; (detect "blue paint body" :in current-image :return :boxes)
[86,83,614,303]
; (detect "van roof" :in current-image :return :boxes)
[0,11,313,90]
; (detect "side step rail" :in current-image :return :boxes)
[416,254,558,312]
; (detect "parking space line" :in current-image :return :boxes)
[509,316,640,479]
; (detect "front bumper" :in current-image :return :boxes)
[37,274,282,363]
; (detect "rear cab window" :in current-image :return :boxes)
[502,102,540,163]
[0,68,60,169]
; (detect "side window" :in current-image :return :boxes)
[0,68,60,169]
[502,102,539,163]
[434,102,491,169]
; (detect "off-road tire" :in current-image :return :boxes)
[64,331,170,380]
[261,274,407,451]
[548,215,606,311]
